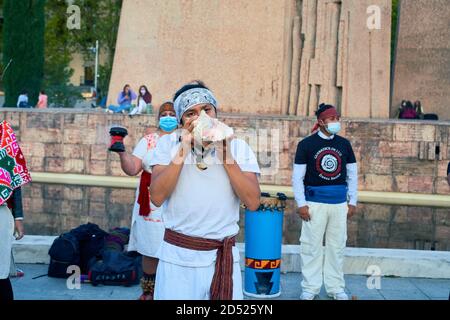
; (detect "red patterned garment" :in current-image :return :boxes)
[0,121,32,205]
[138,133,159,216]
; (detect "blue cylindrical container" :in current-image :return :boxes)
[244,193,286,298]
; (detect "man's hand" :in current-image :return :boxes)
[347,204,357,219]
[297,206,311,221]
[14,220,25,240]
[215,135,234,165]
[180,118,195,147]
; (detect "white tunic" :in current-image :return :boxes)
[149,132,260,267]
[127,133,164,257]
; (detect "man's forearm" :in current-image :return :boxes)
[150,145,188,206]
[118,152,141,176]
[346,163,358,206]
[292,164,307,207]
[11,187,24,220]
[223,161,260,211]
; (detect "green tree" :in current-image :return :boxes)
[72,0,122,98]
[2,0,45,107]
[96,0,122,99]
[44,0,79,107]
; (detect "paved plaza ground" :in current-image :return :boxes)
[10,264,450,300]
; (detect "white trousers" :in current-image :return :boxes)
[154,260,243,300]
[0,206,14,279]
[300,201,348,295]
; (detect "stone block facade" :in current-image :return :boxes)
[5,109,450,191]
[392,0,450,120]
[21,183,450,251]
[2,109,449,249]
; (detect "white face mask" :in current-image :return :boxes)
[140,89,146,95]
[326,122,341,135]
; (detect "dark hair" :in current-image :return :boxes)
[40,90,45,94]
[21,89,28,95]
[122,84,130,94]
[173,80,209,102]
[401,100,414,109]
[138,85,149,97]
[315,103,335,118]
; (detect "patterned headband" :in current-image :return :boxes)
[173,88,218,123]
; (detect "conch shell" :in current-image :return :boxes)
[193,110,233,143]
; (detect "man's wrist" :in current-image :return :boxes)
[296,200,307,208]
[172,144,189,165]
[222,155,236,168]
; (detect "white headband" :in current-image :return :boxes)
[173,87,218,123]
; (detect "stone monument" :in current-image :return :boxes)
[108,0,391,118]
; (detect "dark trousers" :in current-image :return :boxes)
[0,278,14,301]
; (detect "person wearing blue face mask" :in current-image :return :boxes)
[110,101,177,300]
[158,113,178,132]
[292,103,358,300]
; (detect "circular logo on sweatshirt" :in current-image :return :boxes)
[321,154,338,172]
[314,147,342,180]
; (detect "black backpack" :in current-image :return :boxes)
[48,233,80,278]
[48,223,108,277]
[87,250,142,286]
[71,223,108,274]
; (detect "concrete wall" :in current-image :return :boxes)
[20,182,450,251]
[392,0,450,120]
[3,109,449,192]
[1,109,449,250]
[108,0,391,118]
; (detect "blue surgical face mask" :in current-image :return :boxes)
[159,116,178,132]
[326,121,341,135]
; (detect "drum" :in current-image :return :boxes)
[244,192,286,298]
[108,126,128,152]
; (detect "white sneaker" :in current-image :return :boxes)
[328,292,349,300]
[300,292,316,300]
